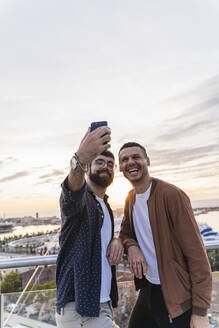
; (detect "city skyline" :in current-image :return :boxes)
[1,1,219,217]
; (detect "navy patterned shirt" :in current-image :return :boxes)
[56,177,118,317]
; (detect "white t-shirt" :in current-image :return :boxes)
[96,196,112,302]
[133,184,160,284]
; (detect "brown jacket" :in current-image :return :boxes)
[119,177,212,319]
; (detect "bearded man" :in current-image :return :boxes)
[56,126,124,328]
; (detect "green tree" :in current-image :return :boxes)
[215,253,219,271]
[27,280,56,291]
[0,271,22,293]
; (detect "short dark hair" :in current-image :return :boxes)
[119,142,147,158]
[100,150,115,160]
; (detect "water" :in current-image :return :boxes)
[115,211,219,234]
[0,224,60,240]
[0,211,218,241]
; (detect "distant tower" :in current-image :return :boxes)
[36,212,39,219]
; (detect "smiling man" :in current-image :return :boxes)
[118,142,212,328]
[56,126,123,328]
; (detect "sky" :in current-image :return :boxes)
[1,0,219,217]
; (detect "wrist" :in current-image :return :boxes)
[128,245,140,250]
[70,153,87,172]
[192,307,208,317]
[75,151,88,166]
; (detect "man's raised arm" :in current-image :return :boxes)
[68,126,111,192]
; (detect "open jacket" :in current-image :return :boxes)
[119,177,212,319]
[56,178,118,317]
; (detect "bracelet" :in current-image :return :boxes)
[74,153,87,172]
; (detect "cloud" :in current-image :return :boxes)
[7,156,17,160]
[192,171,217,179]
[167,75,219,123]
[35,169,65,185]
[37,178,53,184]
[150,144,219,166]
[154,108,219,147]
[146,75,219,169]
[169,98,219,130]
[39,169,64,179]
[116,75,219,156]
[151,163,218,180]
[0,171,29,183]
[35,178,63,186]
[154,121,211,143]
[0,157,17,167]
[115,75,219,193]
[172,74,219,103]
[32,165,51,170]
[151,158,219,173]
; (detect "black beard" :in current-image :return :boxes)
[89,169,114,187]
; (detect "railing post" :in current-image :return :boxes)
[0,293,3,328]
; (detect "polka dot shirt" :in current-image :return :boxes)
[56,177,118,317]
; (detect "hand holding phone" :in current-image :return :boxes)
[75,121,110,166]
[90,121,109,144]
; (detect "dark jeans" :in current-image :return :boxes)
[128,280,192,328]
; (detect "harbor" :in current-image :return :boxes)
[0,208,218,257]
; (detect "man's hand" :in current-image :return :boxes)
[127,245,147,279]
[68,126,111,192]
[190,314,209,328]
[76,126,111,166]
[107,238,124,265]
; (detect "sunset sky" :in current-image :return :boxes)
[1,0,219,217]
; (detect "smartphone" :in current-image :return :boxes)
[90,121,108,131]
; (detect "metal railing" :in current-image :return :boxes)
[0,255,57,269]
[0,242,219,328]
[0,239,218,269]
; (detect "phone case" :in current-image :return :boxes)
[90,121,108,131]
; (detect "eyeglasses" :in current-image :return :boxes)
[94,158,115,169]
